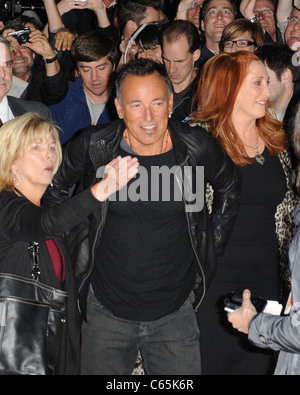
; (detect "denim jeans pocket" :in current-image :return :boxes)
[87,286,105,310]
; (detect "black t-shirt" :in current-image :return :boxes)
[92,147,196,321]
[216,148,287,300]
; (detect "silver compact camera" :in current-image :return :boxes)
[8,27,31,44]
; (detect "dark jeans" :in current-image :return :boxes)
[81,289,201,375]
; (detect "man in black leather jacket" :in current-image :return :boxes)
[44,59,240,375]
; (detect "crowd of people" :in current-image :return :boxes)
[0,0,300,376]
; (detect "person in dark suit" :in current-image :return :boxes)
[162,20,201,123]
[0,36,51,123]
[7,96,51,120]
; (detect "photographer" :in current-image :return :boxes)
[2,15,68,105]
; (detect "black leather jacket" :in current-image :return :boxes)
[44,119,240,317]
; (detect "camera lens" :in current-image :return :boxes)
[19,35,27,43]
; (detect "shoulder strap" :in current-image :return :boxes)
[28,241,40,281]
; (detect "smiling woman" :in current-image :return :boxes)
[193,51,285,165]
[192,51,299,375]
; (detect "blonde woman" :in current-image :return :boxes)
[0,112,138,375]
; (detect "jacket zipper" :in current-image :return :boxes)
[77,139,112,316]
[77,200,108,316]
[174,156,206,312]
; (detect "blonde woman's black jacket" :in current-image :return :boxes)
[0,188,102,374]
[43,119,241,318]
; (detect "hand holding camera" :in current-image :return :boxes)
[226,290,258,334]
[224,290,267,313]
[8,27,31,45]
[23,28,57,60]
[5,27,58,66]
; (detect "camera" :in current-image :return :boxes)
[224,290,267,313]
[8,27,31,44]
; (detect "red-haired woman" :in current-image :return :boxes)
[192,51,299,375]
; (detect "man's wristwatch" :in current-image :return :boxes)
[43,54,58,64]
[250,15,260,23]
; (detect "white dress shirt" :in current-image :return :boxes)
[0,95,14,123]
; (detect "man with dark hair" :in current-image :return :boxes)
[95,0,166,69]
[44,58,240,375]
[2,15,68,106]
[0,36,51,121]
[255,43,300,131]
[50,31,119,145]
[116,0,166,66]
[198,0,237,66]
[255,42,300,165]
[116,0,162,36]
[162,19,201,122]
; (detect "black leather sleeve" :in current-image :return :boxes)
[0,189,101,241]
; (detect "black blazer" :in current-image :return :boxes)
[7,95,52,121]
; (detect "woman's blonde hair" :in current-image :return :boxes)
[0,112,62,192]
[192,51,286,166]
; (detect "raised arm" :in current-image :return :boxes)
[175,0,195,20]
[87,0,111,28]
[277,0,293,23]
[239,0,257,20]
[43,0,64,33]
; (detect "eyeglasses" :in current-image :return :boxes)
[223,40,256,49]
[253,9,274,17]
[287,16,300,25]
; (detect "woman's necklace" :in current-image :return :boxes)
[241,128,265,165]
[123,129,170,154]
